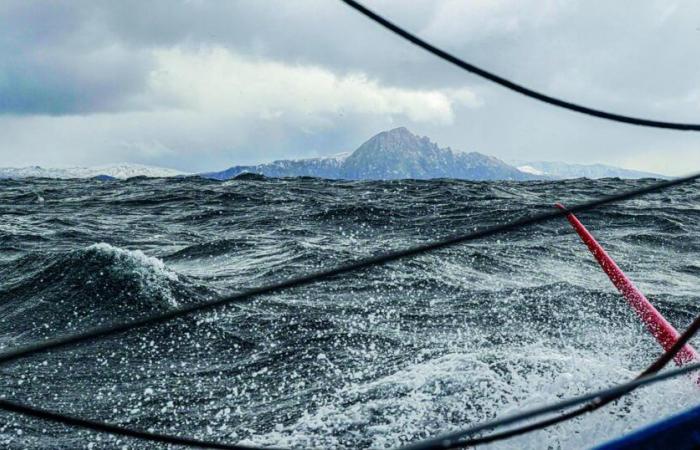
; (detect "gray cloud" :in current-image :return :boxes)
[0,2,157,114]
[0,0,699,174]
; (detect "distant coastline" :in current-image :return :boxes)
[2,128,665,181]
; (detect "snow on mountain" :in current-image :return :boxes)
[512,161,666,179]
[516,165,545,176]
[203,128,542,181]
[88,163,187,179]
[0,163,187,179]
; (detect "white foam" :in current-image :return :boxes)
[242,343,697,449]
[87,243,180,307]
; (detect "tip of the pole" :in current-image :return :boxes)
[554,202,567,211]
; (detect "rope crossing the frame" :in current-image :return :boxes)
[2,2,700,447]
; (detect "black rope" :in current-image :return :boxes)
[340,0,700,131]
[0,174,697,367]
[429,314,700,449]
[0,398,269,450]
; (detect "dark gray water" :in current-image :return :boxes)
[0,176,698,449]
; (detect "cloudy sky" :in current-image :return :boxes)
[1,0,699,174]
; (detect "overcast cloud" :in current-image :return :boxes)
[0,0,698,174]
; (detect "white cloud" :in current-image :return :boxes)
[149,46,480,125]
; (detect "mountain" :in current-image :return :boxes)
[513,161,666,179]
[0,163,187,180]
[340,127,535,180]
[203,127,541,181]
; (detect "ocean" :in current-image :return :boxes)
[0,176,698,449]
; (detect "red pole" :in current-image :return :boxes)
[555,203,698,366]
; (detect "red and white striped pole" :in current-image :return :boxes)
[556,203,698,366]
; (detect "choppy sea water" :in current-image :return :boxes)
[0,176,698,449]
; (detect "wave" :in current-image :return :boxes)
[2,177,699,449]
[0,243,207,342]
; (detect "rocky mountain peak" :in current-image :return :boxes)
[203,127,543,181]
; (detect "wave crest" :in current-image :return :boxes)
[84,243,180,307]
[0,243,204,341]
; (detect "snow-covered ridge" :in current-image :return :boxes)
[517,165,545,176]
[512,161,666,180]
[0,163,188,179]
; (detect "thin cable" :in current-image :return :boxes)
[340,0,700,131]
[435,314,700,449]
[0,174,697,368]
